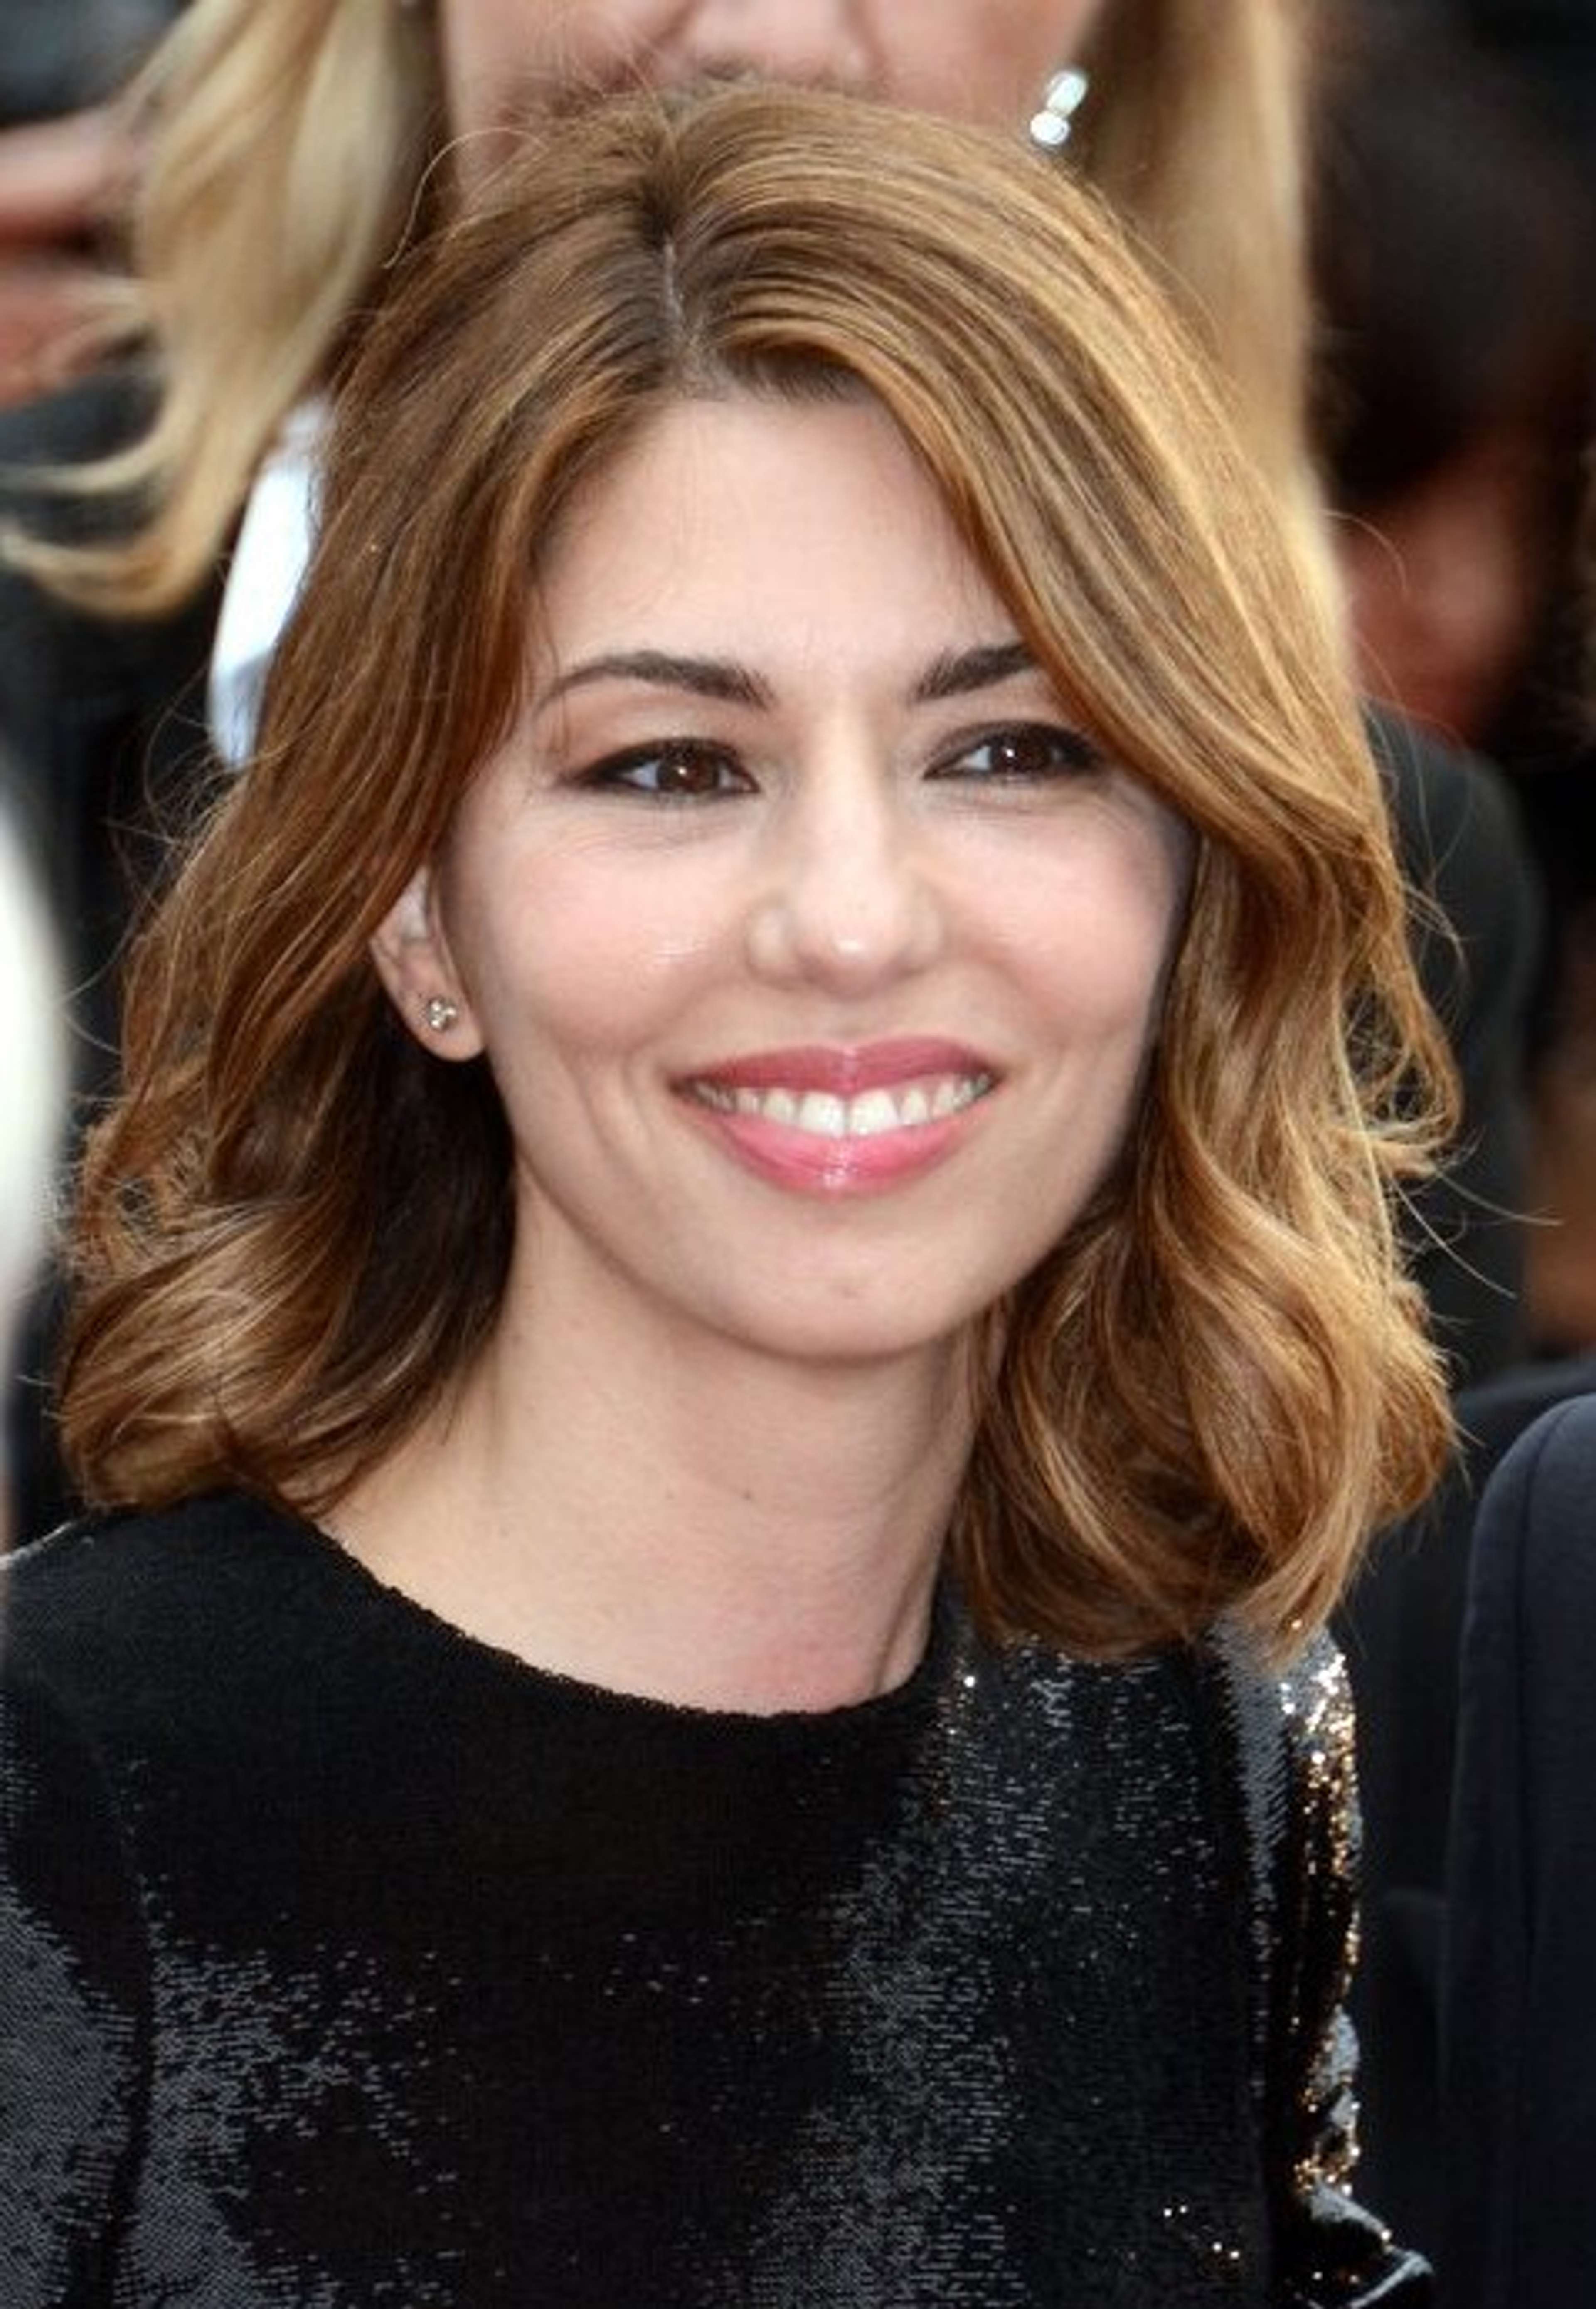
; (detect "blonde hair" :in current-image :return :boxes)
[11,0,1325,617]
[1076,0,1319,537]
[8,0,436,612]
[62,89,1452,1662]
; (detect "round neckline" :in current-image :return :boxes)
[254,1491,961,1738]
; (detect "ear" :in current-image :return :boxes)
[370,867,485,1060]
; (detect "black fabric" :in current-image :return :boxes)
[1442,1388,1596,2307]
[0,1492,1427,2305]
[1365,703,1538,1389]
[0,3,180,125]
[1337,1351,1596,2264]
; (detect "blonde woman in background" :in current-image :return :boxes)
[0,0,1534,1516]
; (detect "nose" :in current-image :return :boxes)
[673,0,874,89]
[744,749,945,994]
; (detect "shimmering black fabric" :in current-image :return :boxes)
[1,1496,1427,2305]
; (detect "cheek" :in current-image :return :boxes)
[996,816,1187,1037]
[447,850,717,1066]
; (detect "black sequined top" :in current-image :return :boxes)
[1,1494,1427,2305]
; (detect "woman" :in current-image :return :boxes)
[2,86,1446,2302]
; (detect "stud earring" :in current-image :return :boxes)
[424,996,459,1033]
[1028,67,1089,152]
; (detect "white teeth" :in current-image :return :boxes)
[690,1073,991,1136]
[797,1091,849,1138]
[849,1089,900,1138]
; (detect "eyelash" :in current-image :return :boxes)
[571,740,750,803]
[929,722,1105,783]
[567,720,1104,801]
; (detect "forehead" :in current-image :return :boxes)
[532,393,1021,678]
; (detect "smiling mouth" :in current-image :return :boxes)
[684,1074,994,1139]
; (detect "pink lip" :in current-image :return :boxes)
[685,1039,989,1098]
[675,1040,997,1198]
[704,1115,970,1194]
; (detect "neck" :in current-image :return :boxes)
[330,1251,975,1714]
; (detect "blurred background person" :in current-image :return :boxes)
[1314,1,1596,1356]
[1317,10,1591,771]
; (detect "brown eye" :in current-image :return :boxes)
[579,740,752,799]
[651,744,736,798]
[934,723,1103,782]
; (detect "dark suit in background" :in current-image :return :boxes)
[1443,1387,1596,2307]
[1342,1355,1596,2266]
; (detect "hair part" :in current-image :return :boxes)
[62,87,1453,1663]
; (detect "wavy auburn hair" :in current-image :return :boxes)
[62,87,1452,1660]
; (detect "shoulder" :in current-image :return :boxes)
[1447,1393,1596,1877]
[6,1486,300,1599]
[1209,1621,1354,1805]
[1455,1391,1596,1830]
[1005,1619,1352,1805]
[1451,1395,1596,1917]
[1365,704,1538,989]
[3,1492,332,1740]
[1364,702,1526,874]
[1364,710,1539,1198]
[1479,1386,1596,1525]
[1467,1390,1596,1649]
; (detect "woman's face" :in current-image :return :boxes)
[378,393,1186,1375]
[437,0,1110,143]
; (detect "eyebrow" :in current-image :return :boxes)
[538,651,772,711]
[911,641,1039,703]
[534,640,1040,715]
